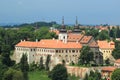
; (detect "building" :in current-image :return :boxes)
[101,66,116,79]
[15,39,82,65]
[114,59,120,68]
[14,17,103,67]
[97,40,115,60]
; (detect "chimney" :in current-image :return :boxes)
[76,40,78,43]
[36,39,38,42]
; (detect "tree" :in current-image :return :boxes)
[19,54,29,80]
[1,53,15,67]
[78,46,94,66]
[49,64,68,80]
[3,68,24,80]
[39,57,44,70]
[97,30,110,40]
[84,70,101,80]
[0,62,8,80]
[112,48,120,59]
[45,55,51,71]
[111,69,120,80]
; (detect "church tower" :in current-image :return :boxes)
[73,16,81,34]
[58,16,67,43]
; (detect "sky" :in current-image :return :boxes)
[0,0,120,25]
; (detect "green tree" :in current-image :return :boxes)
[112,41,120,59]
[45,55,51,70]
[19,54,29,80]
[39,57,44,70]
[111,68,120,80]
[29,61,37,71]
[0,62,8,80]
[84,70,101,80]
[1,53,15,67]
[49,64,68,80]
[3,68,23,80]
[78,46,94,66]
[97,30,110,40]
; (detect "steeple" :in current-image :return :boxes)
[62,16,64,26]
[75,16,78,27]
[73,16,81,33]
[59,16,67,33]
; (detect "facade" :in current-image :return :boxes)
[15,39,82,65]
[97,40,115,60]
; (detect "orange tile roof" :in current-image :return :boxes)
[97,40,115,49]
[89,41,99,48]
[115,59,120,63]
[80,36,92,44]
[16,41,38,48]
[102,66,116,72]
[16,39,82,49]
[68,33,84,42]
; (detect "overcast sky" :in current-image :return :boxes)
[0,0,120,25]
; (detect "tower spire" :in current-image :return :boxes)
[76,16,78,26]
[62,16,64,26]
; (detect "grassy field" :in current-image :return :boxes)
[29,70,80,80]
[28,70,51,80]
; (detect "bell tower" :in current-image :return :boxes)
[73,16,81,34]
[58,16,67,43]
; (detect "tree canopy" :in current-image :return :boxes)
[78,46,94,66]
[49,64,68,80]
[111,69,120,80]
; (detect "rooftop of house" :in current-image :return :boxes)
[80,36,93,44]
[16,39,82,49]
[115,59,120,63]
[67,33,84,42]
[102,66,116,72]
[89,41,99,48]
[97,40,115,49]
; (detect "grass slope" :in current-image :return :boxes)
[29,70,51,80]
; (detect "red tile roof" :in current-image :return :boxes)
[16,41,38,48]
[80,36,92,44]
[16,39,82,49]
[102,67,116,72]
[89,41,99,48]
[97,40,115,49]
[68,33,84,42]
[115,59,120,63]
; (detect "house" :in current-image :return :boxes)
[114,59,120,68]
[101,66,116,80]
[97,40,115,60]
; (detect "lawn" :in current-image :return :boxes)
[29,70,80,80]
[28,70,51,80]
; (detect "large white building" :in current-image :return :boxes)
[14,17,106,67]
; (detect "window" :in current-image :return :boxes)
[66,50,68,53]
[56,50,58,53]
[72,50,75,53]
